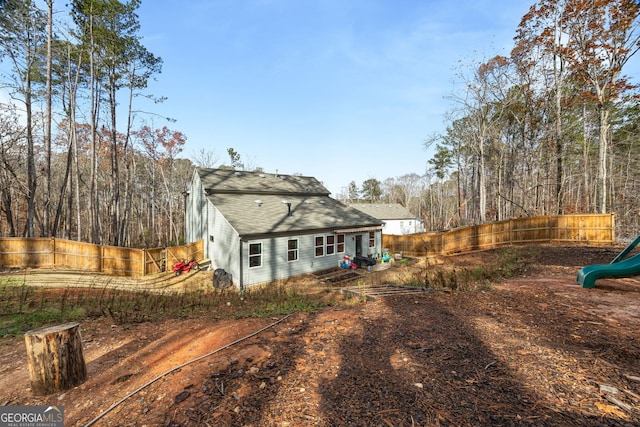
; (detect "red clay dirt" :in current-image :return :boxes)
[1,244,639,426]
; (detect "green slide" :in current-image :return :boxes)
[577,235,640,288]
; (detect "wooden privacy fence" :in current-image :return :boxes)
[0,238,204,276]
[383,214,615,257]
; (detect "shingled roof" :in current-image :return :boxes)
[349,203,416,220]
[196,168,382,237]
[198,168,330,196]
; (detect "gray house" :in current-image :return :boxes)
[185,168,383,288]
[349,203,425,235]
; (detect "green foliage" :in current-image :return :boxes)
[226,147,243,169]
[361,178,382,202]
[348,181,360,201]
[428,144,454,179]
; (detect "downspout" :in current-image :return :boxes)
[238,237,244,291]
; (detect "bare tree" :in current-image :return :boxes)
[0,0,45,237]
[193,148,221,168]
[565,0,640,213]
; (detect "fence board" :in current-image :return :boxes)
[101,245,144,276]
[0,215,610,274]
[0,238,53,268]
[383,214,614,257]
[145,248,166,275]
[0,238,204,277]
[54,239,101,271]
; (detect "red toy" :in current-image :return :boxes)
[172,259,199,276]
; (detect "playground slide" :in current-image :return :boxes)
[577,252,640,288]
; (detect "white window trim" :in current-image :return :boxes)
[314,235,324,257]
[287,238,299,262]
[336,234,345,254]
[248,241,263,268]
[325,234,336,255]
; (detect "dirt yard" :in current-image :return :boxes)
[1,244,639,426]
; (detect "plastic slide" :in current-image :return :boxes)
[577,234,640,288]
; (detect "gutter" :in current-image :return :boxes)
[333,225,383,233]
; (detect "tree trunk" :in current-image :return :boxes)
[24,20,37,238]
[582,103,591,212]
[24,322,87,395]
[597,105,610,214]
[43,0,53,237]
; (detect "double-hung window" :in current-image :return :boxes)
[368,231,376,248]
[249,242,262,268]
[325,235,335,255]
[287,239,299,261]
[315,236,324,257]
[315,234,345,256]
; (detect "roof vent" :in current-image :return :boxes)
[234,171,243,177]
[319,200,326,205]
[282,200,292,216]
[259,174,266,178]
[254,200,263,206]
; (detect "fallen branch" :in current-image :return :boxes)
[604,394,636,414]
[624,374,640,382]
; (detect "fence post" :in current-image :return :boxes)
[611,213,616,243]
[51,237,56,269]
[509,219,514,244]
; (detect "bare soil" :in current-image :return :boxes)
[1,244,640,426]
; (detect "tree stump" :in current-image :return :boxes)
[24,322,87,395]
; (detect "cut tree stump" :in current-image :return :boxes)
[24,322,87,395]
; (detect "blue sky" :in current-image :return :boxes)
[134,1,535,195]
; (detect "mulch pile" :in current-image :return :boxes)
[155,246,640,426]
[3,245,639,426]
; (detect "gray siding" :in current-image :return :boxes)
[208,204,241,285]
[185,171,208,245]
[186,172,243,287]
[239,230,382,287]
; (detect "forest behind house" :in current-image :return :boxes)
[1,0,640,249]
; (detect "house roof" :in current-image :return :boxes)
[197,168,330,196]
[196,168,382,237]
[349,203,416,220]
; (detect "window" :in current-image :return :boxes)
[315,234,344,257]
[336,234,345,253]
[315,236,324,257]
[369,231,376,248]
[249,242,262,268]
[326,235,335,255]
[287,239,298,262]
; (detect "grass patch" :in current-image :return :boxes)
[0,248,531,340]
[0,280,340,341]
[392,247,533,293]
